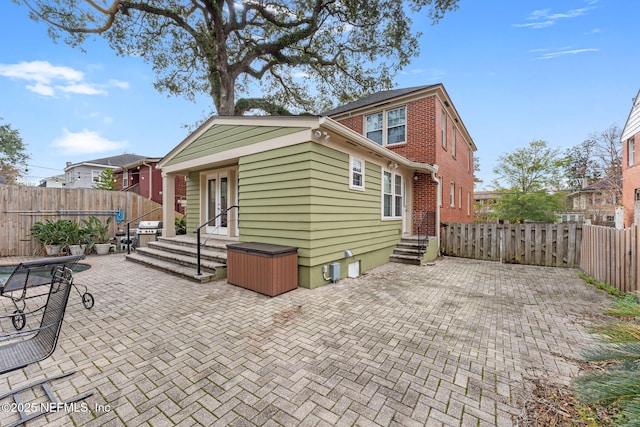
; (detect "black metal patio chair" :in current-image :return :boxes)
[1,255,94,331]
[0,258,93,427]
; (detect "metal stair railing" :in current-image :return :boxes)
[416,211,435,260]
[195,206,239,276]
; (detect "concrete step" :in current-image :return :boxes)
[131,246,226,271]
[389,254,422,265]
[393,247,422,256]
[125,253,221,283]
[156,235,231,251]
[147,240,227,263]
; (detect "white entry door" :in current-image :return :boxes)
[206,172,229,235]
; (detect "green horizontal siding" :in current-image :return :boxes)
[238,141,402,288]
[185,171,201,235]
[165,125,306,167]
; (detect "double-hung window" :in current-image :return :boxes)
[441,114,447,148]
[350,156,365,190]
[383,171,403,219]
[123,171,129,188]
[366,113,383,145]
[365,107,406,146]
[629,138,636,166]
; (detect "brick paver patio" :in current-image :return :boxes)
[0,255,610,426]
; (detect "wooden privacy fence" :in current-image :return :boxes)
[0,184,164,257]
[441,223,582,268]
[580,224,640,293]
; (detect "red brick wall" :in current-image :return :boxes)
[435,100,475,224]
[623,132,640,226]
[333,94,475,231]
[337,115,363,134]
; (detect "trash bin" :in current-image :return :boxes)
[226,242,298,296]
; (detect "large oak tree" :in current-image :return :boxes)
[17,0,459,115]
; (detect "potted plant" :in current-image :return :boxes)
[62,220,85,256]
[30,219,66,255]
[81,216,113,255]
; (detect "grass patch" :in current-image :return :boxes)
[578,272,627,299]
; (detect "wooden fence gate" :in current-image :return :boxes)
[441,223,582,268]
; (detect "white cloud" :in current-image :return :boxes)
[514,21,554,29]
[0,60,113,97]
[0,60,83,84]
[515,5,594,29]
[56,83,107,96]
[535,48,598,60]
[52,129,128,155]
[109,79,130,89]
[26,83,55,96]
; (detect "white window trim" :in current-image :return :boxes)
[349,155,365,191]
[382,169,403,220]
[92,170,101,183]
[365,106,407,147]
[629,138,635,166]
[123,171,129,188]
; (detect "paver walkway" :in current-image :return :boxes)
[0,255,610,426]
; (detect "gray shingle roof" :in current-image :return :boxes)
[323,84,439,116]
[70,154,149,168]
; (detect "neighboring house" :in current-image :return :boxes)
[38,174,66,188]
[563,176,622,227]
[622,88,640,227]
[115,158,187,214]
[159,87,476,288]
[324,84,477,230]
[63,154,148,189]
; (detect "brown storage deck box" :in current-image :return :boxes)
[226,242,298,296]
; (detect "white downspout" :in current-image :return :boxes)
[431,171,441,254]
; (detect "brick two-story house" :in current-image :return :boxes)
[622,89,640,226]
[324,84,477,232]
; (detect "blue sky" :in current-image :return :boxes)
[1,0,638,188]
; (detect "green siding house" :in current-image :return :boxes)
[159,116,439,288]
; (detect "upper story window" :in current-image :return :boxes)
[365,107,406,146]
[350,156,365,190]
[452,127,457,157]
[123,171,129,188]
[441,114,447,149]
[629,138,636,166]
[92,170,101,183]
